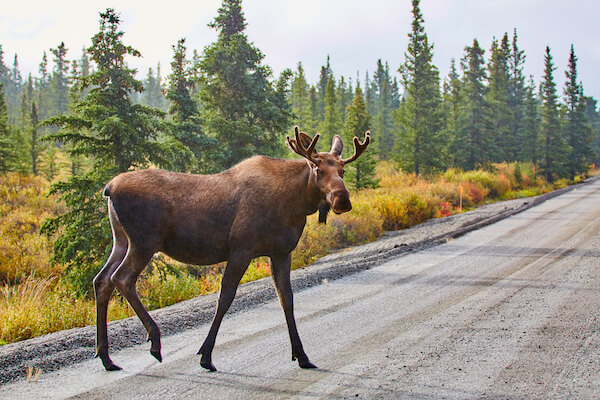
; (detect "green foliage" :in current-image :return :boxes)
[486,34,513,161]
[0,83,14,173]
[166,38,217,173]
[394,0,445,175]
[563,45,595,178]
[198,0,291,168]
[42,9,182,296]
[539,47,569,182]
[344,86,378,189]
[319,74,340,145]
[290,62,315,132]
[454,39,494,170]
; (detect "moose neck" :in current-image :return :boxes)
[295,159,323,217]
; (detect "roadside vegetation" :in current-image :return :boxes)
[0,162,581,345]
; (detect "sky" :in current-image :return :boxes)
[1,0,599,100]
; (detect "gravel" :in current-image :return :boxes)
[0,182,581,385]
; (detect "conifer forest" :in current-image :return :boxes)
[1,0,599,323]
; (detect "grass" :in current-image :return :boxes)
[0,163,590,345]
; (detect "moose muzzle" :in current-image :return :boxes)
[328,187,352,214]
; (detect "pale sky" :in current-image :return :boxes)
[1,0,599,100]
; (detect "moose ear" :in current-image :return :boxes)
[330,135,343,157]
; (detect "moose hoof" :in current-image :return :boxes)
[97,352,122,371]
[292,353,317,369]
[200,358,217,372]
[105,362,123,371]
[150,349,162,363]
[299,360,317,369]
[100,358,122,371]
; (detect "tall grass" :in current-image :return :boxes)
[0,163,582,344]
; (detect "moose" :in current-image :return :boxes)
[93,127,370,372]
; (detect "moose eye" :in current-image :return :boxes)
[340,170,345,178]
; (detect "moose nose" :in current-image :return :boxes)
[329,188,352,214]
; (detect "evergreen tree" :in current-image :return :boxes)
[290,62,313,132]
[336,75,352,124]
[5,54,23,119]
[520,76,540,163]
[0,45,8,84]
[344,86,377,189]
[30,101,42,175]
[317,56,332,120]
[49,42,70,116]
[308,86,319,133]
[166,38,216,172]
[509,29,527,161]
[583,96,600,164]
[36,51,51,123]
[373,60,395,159]
[563,44,595,178]
[486,34,513,161]
[319,74,341,146]
[454,39,493,170]
[0,83,14,172]
[141,65,168,111]
[198,0,291,168]
[394,0,444,175]
[442,59,462,167]
[538,46,568,181]
[42,9,178,295]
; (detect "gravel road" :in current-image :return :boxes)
[0,179,597,399]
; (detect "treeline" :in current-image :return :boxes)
[0,0,598,295]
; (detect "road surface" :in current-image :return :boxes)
[2,180,600,399]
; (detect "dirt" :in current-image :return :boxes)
[0,183,580,386]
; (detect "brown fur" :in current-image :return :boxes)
[93,130,369,372]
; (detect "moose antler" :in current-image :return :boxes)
[341,131,371,164]
[286,127,321,165]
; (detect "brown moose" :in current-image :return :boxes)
[93,127,370,371]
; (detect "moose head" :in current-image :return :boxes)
[286,127,370,219]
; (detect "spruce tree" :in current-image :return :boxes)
[49,42,70,116]
[373,60,395,159]
[344,86,377,189]
[454,39,493,170]
[319,75,341,146]
[538,46,568,181]
[486,34,513,161]
[442,59,462,167]
[0,83,14,173]
[198,0,291,168]
[290,62,314,132]
[563,44,595,178]
[394,0,444,175]
[583,97,600,164]
[509,29,527,161]
[42,9,178,295]
[317,56,332,120]
[30,101,42,175]
[520,76,540,164]
[166,38,217,173]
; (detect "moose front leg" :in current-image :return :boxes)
[270,253,316,369]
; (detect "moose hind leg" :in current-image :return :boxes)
[110,245,162,363]
[270,253,316,369]
[198,253,251,372]
[94,203,128,371]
